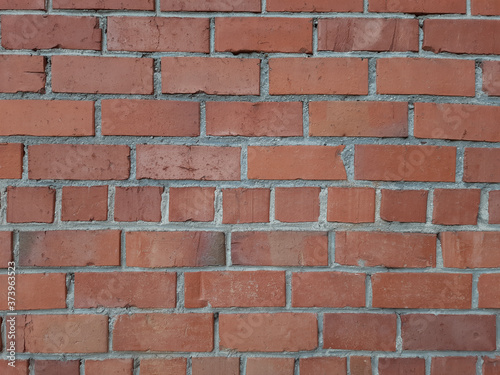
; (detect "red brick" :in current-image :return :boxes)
[483,61,500,96]
[222,188,270,224]
[101,100,199,137]
[115,186,163,222]
[319,18,418,52]
[300,357,347,375]
[185,271,285,308]
[54,0,153,9]
[169,187,215,222]
[206,101,303,137]
[248,146,347,180]
[269,58,368,95]
[0,143,23,179]
[336,231,436,268]
[126,231,226,267]
[246,358,294,375]
[75,272,176,309]
[327,187,375,223]
[231,231,328,266]
[351,357,372,375]
[29,144,130,180]
[162,0,260,11]
[355,144,456,182]
[113,313,213,352]
[424,19,500,55]
[136,145,240,180]
[431,357,477,375]
[85,359,134,375]
[292,272,365,307]
[61,186,108,222]
[483,357,500,375]
[0,360,29,374]
[267,0,362,12]
[0,55,45,93]
[324,313,397,351]
[162,57,260,95]
[35,360,80,375]
[473,0,500,15]
[219,313,317,352]
[52,56,153,94]
[464,148,500,182]
[7,186,55,223]
[379,358,425,375]
[478,274,500,308]
[369,0,466,13]
[309,101,408,138]
[0,273,66,310]
[401,314,496,351]
[0,100,94,137]
[1,15,100,50]
[216,17,312,53]
[19,230,120,267]
[0,0,44,9]
[140,358,187,375]
[414,102,500,142]
[275,187,320,222]
[192,358,239,375]
[372,273,472,309]
[380,189,428,223]
[16,314,108,353]
[377,58,475,96]
[108,17,209,52]
[0,232,13,267]
[489,191,500,224]
[433,189,481,225]
[442,232,500,268]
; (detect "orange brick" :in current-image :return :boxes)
[113,313,213,352]
[140,358,187,375]
[0,143,23,179]
[169,187,215,222]
[192,358,240,375]
[7,186,55,223]
[464,148,500,182]
[231,231,328,266]
[219,313,317,352]
[432,189,481,225]
[380,189,428,223]
[319,18,418,52]
[336,231,436,268]
[442,232,500,268]
[275,187,320,222]
[108,17,209,52]
[85,359,134,375]
[215,17,312,53]
[126,231,226,267]
[1,15,101,50]
[377,58,475,96]
[114,186,163,222]
[0,55,45,93]
[270,58,368,95]
[162,57,260,95]
[206,101,303,137]
[328,187,375,223]
[248,146,347,180]
[309,101,408,138]
[372,273,472,309]
[292,272,365,307]
[185,271,285,308]
[222,188,270,224]
[61,186,108,222]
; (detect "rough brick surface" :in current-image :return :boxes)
[2,0,499,369]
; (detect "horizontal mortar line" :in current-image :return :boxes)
[2,265,499,273]
[4,49,500,61]
[3,9,500,19]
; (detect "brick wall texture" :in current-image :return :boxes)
[0,0,500,374]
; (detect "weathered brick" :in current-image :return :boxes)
[7,186,55,223]
[0,0,44,9]
[327,187,375,223]
[369,0,466,13]
[464,148,500,182]
[169,187,215,222]
[222,188,270,224]
[0,55,45,93]
[162,0,260,11]
[61,186,108,222]
[0,143,23,179]
[489,191,500,224]
[246,358,294,375]
[114,186,163,222]
[35,360,80,375]
[85,359,134,375]
[379,358,425,375]
[380,189,428,223]
[275,187,320,222]
[54,0,153,9]
[140,358,187,375]
[473,0,500,15]
[0,232,13,267]
[442,232,500,268]
[300,357,347,375]
[192,358,239,375]
[432,189,481,225]
[431,357,477,375]
[483,61,500,96]
[267,0,362,12]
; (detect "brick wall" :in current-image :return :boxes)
[0,0,499,374]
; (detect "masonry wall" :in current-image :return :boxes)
[0,0,500,374]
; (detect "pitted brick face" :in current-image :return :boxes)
[1,1,499,373]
